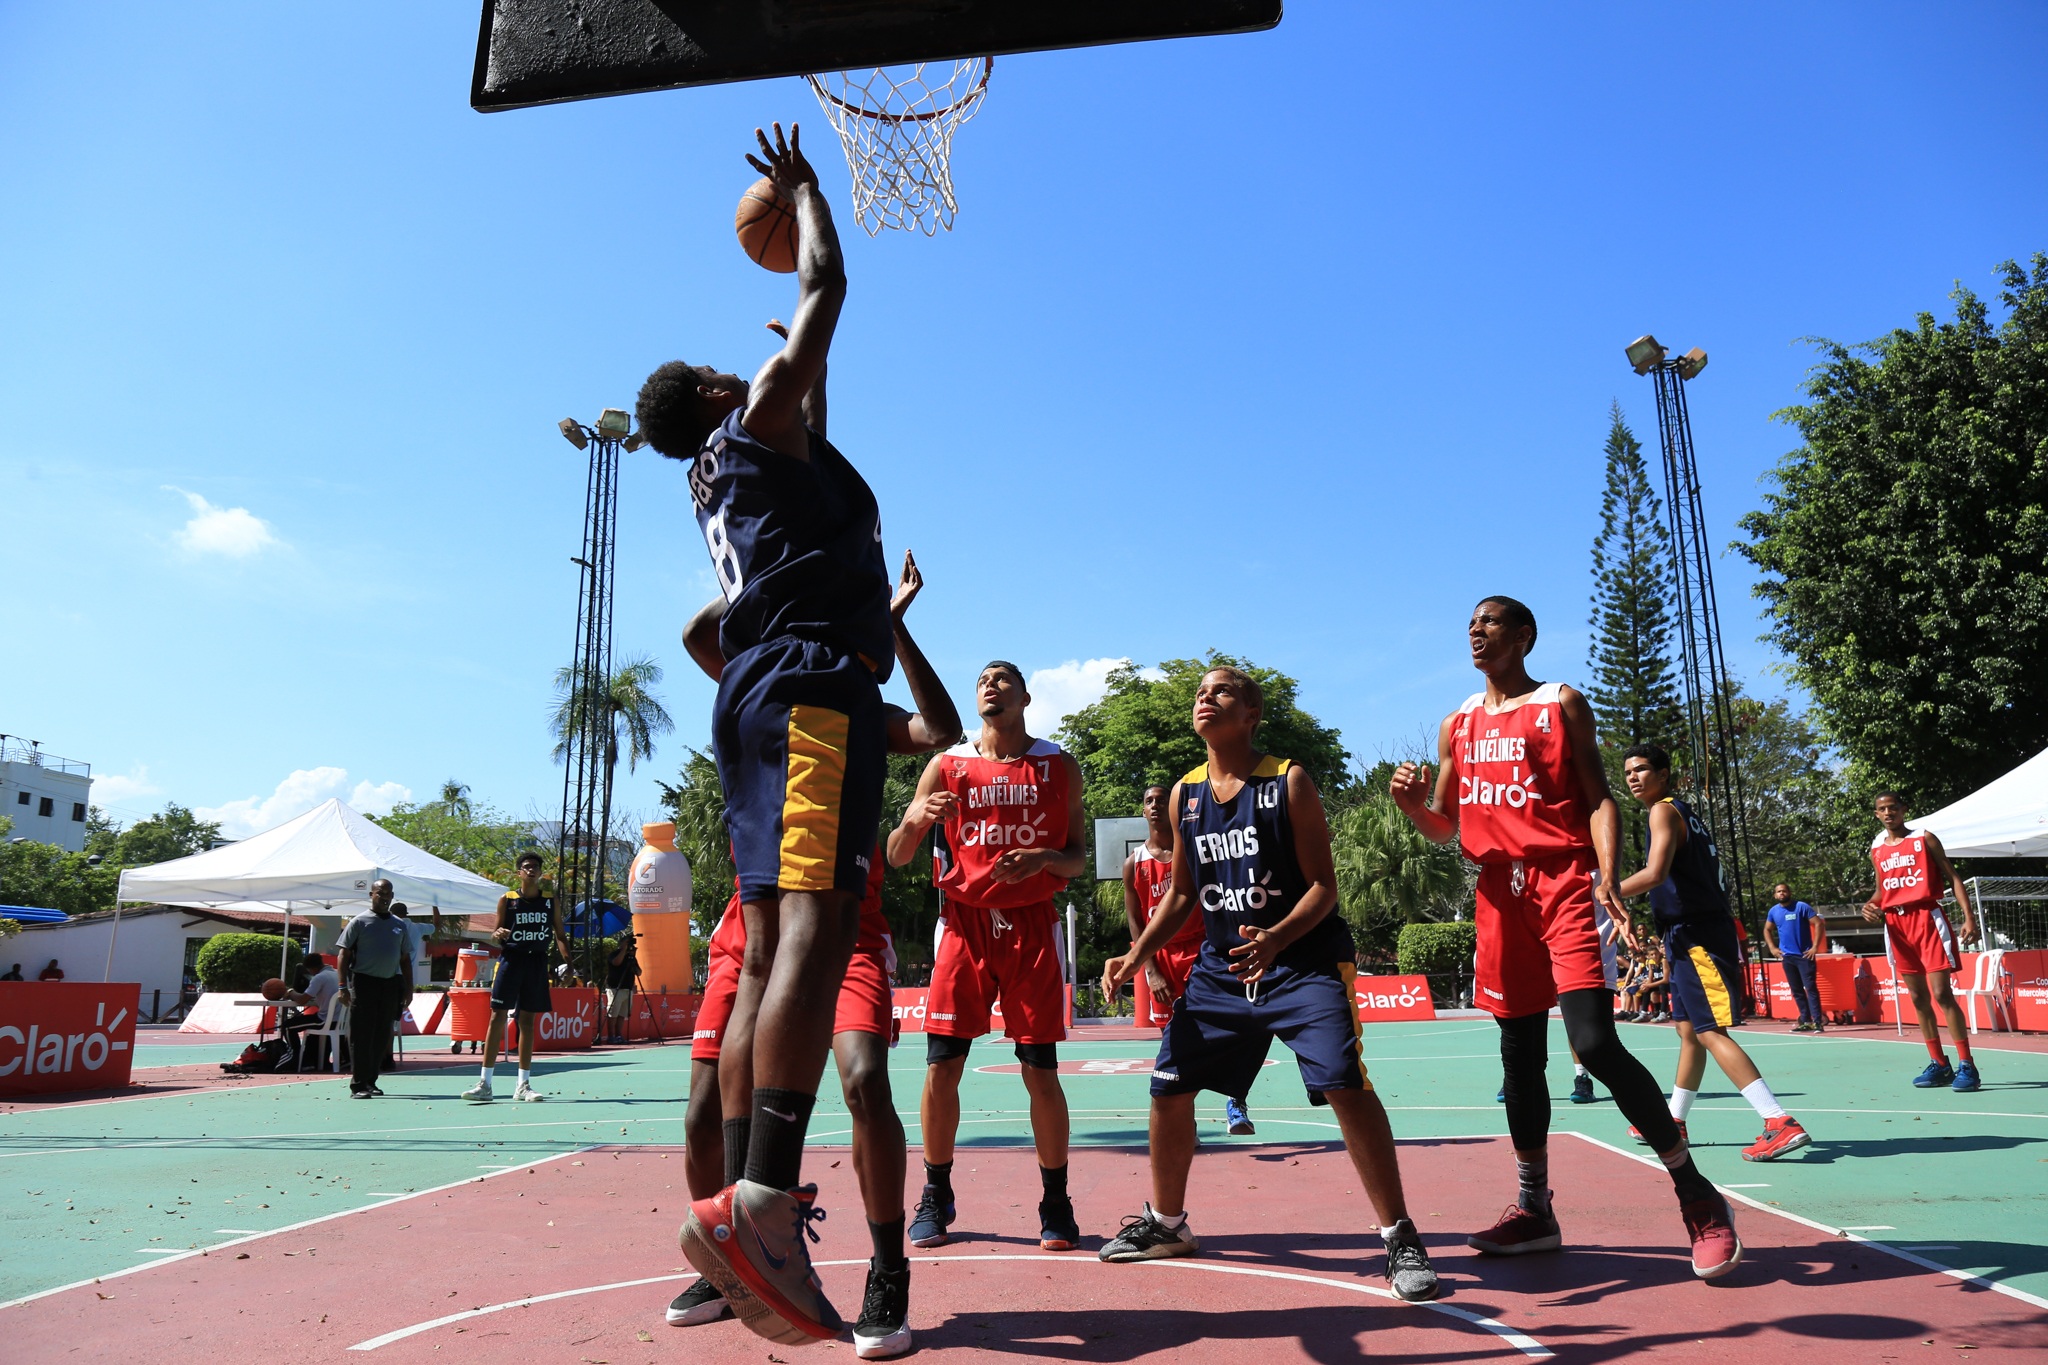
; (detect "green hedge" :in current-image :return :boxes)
[194,933,303,992]
[1396,921,1477,979]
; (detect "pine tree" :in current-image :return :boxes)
[1587,404,1684,851]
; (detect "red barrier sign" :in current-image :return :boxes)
[1355,974,1436,1022]
[0,982,140,1095]
[626,992,699,1042]
[500,987,601,1052]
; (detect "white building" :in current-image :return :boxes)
[0,737,94,853]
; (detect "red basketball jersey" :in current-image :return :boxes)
[1133,843,1205,953]
[1871,832,1941,911]
[1449,682,1593,864]
[933,738,1073,909]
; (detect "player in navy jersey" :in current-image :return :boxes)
[463,851,574,1104]
[1099,667,1439,1302]
[1616,745,1812,1163]
[635,123,888,1345]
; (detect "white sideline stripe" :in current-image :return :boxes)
[0,1145,597,1313]
[364,1193,408,1197]
[215,1228,262,1234]
[1560,1131,2048,1312]
[1839,1225,1896,1231]
[345,1254,1553,1359]
[132,1248,182,1255]
[0,1113,685,1160]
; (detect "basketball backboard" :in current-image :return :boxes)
[471,0,1283,112]
[1093,817,1148,882]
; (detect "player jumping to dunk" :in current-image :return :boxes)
[638,122,887,1345]
[1390,597,1743,1279]
[1100,667,1439,1302]
[1864,793,1982,1092]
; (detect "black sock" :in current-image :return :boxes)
[1665,1151,1715,1204]
[870,1216,907,1270]
[924,1159,954,1196]
[722,1117,751,1189]
[744,1087,815,1190]
[1040,1162,1068,1203]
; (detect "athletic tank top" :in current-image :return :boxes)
[932,738,1073,910]
[688,407,893,680]
[1179,755,1352,970]
[501,895,555,959]
[1133,843,1204,953]
[1647,796,1729,928]
[1448,682,1593,863]
[1871,832,1941,911]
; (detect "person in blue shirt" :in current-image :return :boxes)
[1764,884,1828,1032]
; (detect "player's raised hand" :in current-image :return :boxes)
[746,121,819,199]
[1389,761,1431,815]
[1227,925,1283,986]
[905,789,958,833]
[891,550,923,620]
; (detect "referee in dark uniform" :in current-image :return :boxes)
[336,878,414,1098]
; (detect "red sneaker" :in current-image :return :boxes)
[1467,1200,1563,1256]
[1681,1195,1742,1279]
[1628,1119,1688,1146]
[1742,1116,1811,1162]
[680,1187,800,1344]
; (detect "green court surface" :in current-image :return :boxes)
[4,1019,2044,1310]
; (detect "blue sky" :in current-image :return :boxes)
[3,3,2044,839]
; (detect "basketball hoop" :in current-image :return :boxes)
[806,58,992,236]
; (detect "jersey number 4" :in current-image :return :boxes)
[1534,707,1552,733]
[705,510,745,600]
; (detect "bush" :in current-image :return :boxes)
[194,933,303,992]
[1397,921,1477,979]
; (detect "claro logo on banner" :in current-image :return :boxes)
[1355,974,1437,1022]
[0,982,140,1095]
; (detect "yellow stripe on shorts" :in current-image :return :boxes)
[1339,960,1375,1092]
[1688,944,1736,1029]
[779,704,850,893]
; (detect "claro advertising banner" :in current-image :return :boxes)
[0,982,140,1096]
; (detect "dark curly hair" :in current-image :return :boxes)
[636,361,721,460]
[1478,595,1538,653]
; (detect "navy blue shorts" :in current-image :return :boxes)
[715,635,887,903]
[1663,917,1745,1034]
[491,955,553,1015]
[1151,952,1372,1105]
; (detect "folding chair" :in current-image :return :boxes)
[1956,948,2012,1035]
[299,1002,351,1073]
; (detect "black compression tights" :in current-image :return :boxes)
[1498,989,1688,1158]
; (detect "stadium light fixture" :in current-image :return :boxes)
[559,418,588,449]
[597,408,631,438]
[1626,335,1666,375]
[1677,347,1709,380]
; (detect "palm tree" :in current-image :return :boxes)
[549,656,674,951]
[1329,795,1469,952]
[438,780,472,818]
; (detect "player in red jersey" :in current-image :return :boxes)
[1863,792,1981,1092]
[674,550,960,1357]
[887,662,1089,1253]
[1391,596,1742,1280]
[1124,783,1256,1135]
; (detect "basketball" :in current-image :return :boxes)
[261,977,286,1001]
[734,176,799,273]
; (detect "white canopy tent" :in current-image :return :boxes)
[1915,746,2048,858]
[109,798,508,981]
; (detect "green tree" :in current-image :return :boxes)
[1721,683,1871,908]
[437,780,473,818]
[0,839,120,916]
[99,803,222,867]
[1329,794,1470,958]
[369,798,539,894]
[552,655,675,914]
[1586,404,1684,857]
[1737,254,2048,810]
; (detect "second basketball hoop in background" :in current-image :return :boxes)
[734,176,799,272]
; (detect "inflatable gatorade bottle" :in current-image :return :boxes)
[628,822,693,994]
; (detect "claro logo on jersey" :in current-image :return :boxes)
[960,808,1050,849]
[1877,848,1926,895]
[1202,870,1279,916]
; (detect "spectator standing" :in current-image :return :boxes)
[392,903,443,985]
[1764,884,1827,1033]
[605,929,638,1045]
[336,879,414,1098]
[38,959,64,981]
[1,963,23,981]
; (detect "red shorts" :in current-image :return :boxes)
[1885,904,1960,977]
[1474,848,1605,1018]
[691,911,892,1063]
[927,898,1067,1045]
[1137,942,1203,1029]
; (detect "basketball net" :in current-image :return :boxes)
[806,58,992,236]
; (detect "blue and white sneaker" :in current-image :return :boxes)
[908,1183,954,1248]
[1912,1060,1956,1089]
[1224,1097,1256,1135]
[1951,1060,1982,1092]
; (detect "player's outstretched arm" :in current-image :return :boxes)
[1559,684,1628,931]
[886,754,956,868]
[1616,799,1682,900]
[764,318,825,436]
[1924,830,1978,944]
[742,123,845,462]
[1227,764,1339,987]
[885,551,963,754]
[1390,714,1460,844]
[683,596,727,684]
[1104,782,1195,994]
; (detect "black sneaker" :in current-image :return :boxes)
[1099,1203,1199,1262]
[1039,1193,1080,1251]
[665,1276,732,1326]
[1569,1074,1595,1104]
[852,1259,912,1360]
[1381,1219,1440,1301]
[908,1183,954,1248]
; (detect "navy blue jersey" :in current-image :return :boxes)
[501,895,556,960]
[688,407,894,681]
[1179,755,1353,970]
[1647,796,1730,928]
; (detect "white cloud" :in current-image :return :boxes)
[92,765,163,807]
[1023,657,1148,738]
[198,767,413,839]
[166,486,281,557]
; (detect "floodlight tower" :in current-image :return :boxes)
[1625,337,1759,937]
[554,408,643,982]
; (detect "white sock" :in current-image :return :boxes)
[1741,1077,1787,1121]
[479,1065,492,1084]
[518,1068,532,1086]
[1669,1086,1697,1120]
[1151,1205,1187,1230]
[1574,1063,1589,1078]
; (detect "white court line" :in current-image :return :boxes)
[1840,1225,1896,1231]
[346,1254,1552,1359]
[0,1113,685,1160]
[215,1228,262,1234]
[1560,1130,2048,1312]
[132,1248,182,1255]
[0,1145,597,1313]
